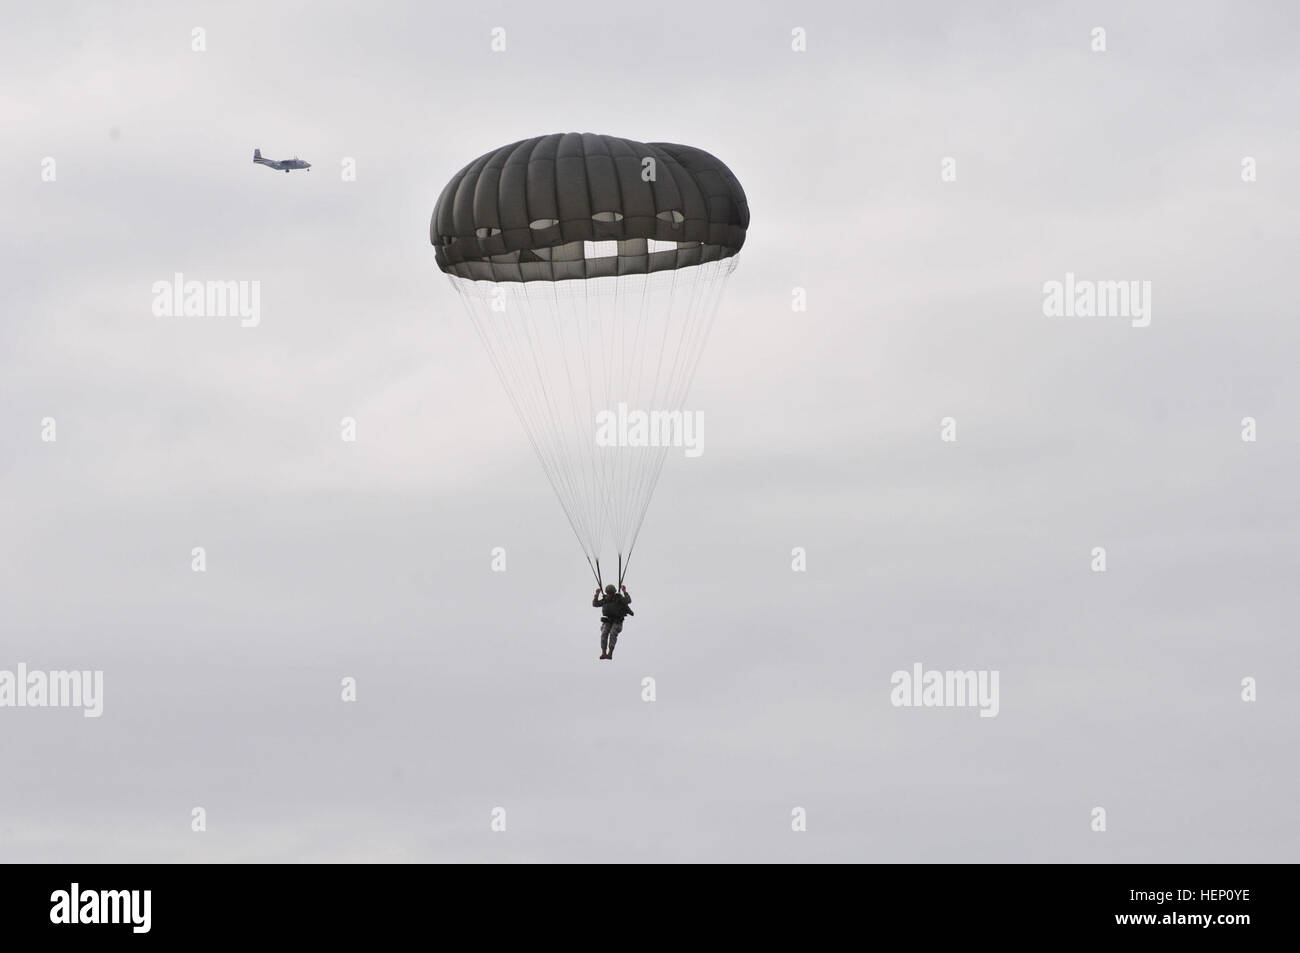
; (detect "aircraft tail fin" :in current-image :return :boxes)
[253,148,262,161]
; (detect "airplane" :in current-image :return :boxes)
[253,148,311,173]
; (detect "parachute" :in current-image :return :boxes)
[432,132,749,586]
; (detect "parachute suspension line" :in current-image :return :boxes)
[598,258,620,559]
[451,256,737,586]
[619,264,659,555]
[553,273,603,563]
[502,284,591,554]
[586,553,601,589]
[596,263,618,557]
[658,266,730,480]
[621,267,656,552]
[607,263,630,554]
[559,280,610,561]
[622,258,707,569]
[608,261,633,555]
[578,273,603,557]
[597,265,635,560]
[455,278,596,565]
[521,281,596,551]
[580,262,603,558]
[546,279,604,560]
[528,274,600,560]
[612,256,630,557]
[622,254,687,555]
[616,260,681,569]
[623,259,736,568]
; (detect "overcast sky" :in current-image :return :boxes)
[2,0,1298,862]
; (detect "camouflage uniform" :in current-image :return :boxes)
[593,590,633,655]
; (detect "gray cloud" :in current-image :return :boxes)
[1,0,1297,862]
